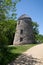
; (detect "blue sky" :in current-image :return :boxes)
[16,0,43,35]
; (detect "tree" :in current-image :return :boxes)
[37,34,43,43]
[0,0,21,21]
[0,0,20,64]
[32,21,39,43]
[0,0,6,21]
[0,20,17,44]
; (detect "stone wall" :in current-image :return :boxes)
[13,15,35,45]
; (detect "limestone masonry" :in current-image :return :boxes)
[13,14,35,45]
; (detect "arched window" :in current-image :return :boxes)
[20,30,23,34]
[20,37,23,42]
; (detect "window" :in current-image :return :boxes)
[20,30,23,34]
[20,37,23,42]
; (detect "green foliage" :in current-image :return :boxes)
[32,21,39,42]
[0,0,20,65]
[0,0,21,21]
[37,34,43,43]
[0,20,17,64]
[5,0,21,20]
[0,20,17,44]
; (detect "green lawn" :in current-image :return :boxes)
[9,44,37,54]
[7,44,37,64]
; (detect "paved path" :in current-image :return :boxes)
[8,44,43,65]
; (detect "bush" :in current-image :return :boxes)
[0,20,17,45]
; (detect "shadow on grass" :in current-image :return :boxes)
[8,46,17,51]
[6,46,21,64]
[0,46,21,65]
[8,54,42,65]
[7,52,21,64]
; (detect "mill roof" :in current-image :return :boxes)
[18,14,31,20]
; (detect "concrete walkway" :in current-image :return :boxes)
[8,44,43,65]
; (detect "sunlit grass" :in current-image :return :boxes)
[0,44,38,64]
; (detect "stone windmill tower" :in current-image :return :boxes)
[13,14,35,45]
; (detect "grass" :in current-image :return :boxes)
[8,44,37,54]
[7,44,37,64]
[0,44,38,64]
